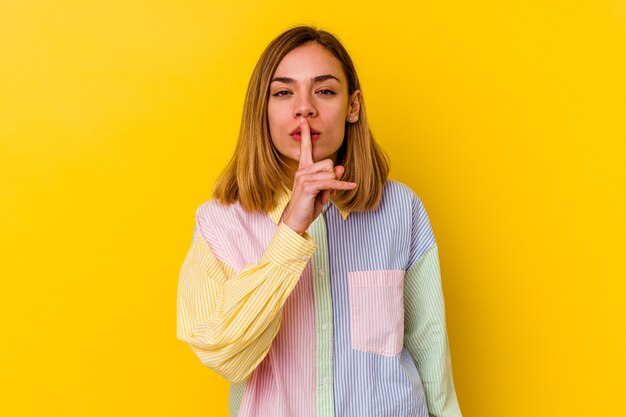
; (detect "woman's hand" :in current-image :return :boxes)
[282,117,357,235]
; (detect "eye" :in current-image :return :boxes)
[272,90,292,97]
[317,89,336,96]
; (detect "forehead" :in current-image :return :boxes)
[273,42,346,81]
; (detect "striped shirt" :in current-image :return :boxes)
[176,180,462,417]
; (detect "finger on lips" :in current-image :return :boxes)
[296,117,357,191]
[298,116,313,168]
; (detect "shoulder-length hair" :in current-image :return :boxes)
[213,25,390,214]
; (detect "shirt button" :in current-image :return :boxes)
[318,270,325,278]
[321,323,328,331]
[323,377,329,385]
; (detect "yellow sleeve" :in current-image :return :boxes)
[176,221,316,383]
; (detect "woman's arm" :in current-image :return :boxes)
[404,194,462,417]
[404,244,462,417]
[176,215,316,383]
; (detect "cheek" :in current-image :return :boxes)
[329,100,349,123]
[268,104,289,130]
[328,106,348,134]
[266,106,276,142]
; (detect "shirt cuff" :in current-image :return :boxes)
[264,221,317,275]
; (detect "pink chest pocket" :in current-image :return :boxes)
[347,270,405,356]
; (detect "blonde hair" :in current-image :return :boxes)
[213,26,390,213]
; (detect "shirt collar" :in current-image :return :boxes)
[268,186,351,224]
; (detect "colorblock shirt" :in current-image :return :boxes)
[176,180,462,417]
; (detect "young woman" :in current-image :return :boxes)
[177,26,462,417]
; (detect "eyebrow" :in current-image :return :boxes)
[270,74,341,84]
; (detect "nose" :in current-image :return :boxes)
[293,93,318,119]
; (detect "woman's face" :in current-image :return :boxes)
[267,42,360,175]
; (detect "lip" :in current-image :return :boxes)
[290,126,321,141]
[291,132,320,141]
[290,126,321,135]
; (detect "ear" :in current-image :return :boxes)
[346,90,361,123]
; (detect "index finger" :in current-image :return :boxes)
[298,116,314,168]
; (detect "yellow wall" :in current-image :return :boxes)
[1,1,624,416]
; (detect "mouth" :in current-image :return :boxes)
[290,127,321,141]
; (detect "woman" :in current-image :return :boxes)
[177,26,462,417]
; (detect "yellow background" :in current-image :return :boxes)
[1,0,625,416]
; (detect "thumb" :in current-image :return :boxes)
[331,165,346,197]
[334,165,345,180]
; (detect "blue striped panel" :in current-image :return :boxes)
[326,180,434,417]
